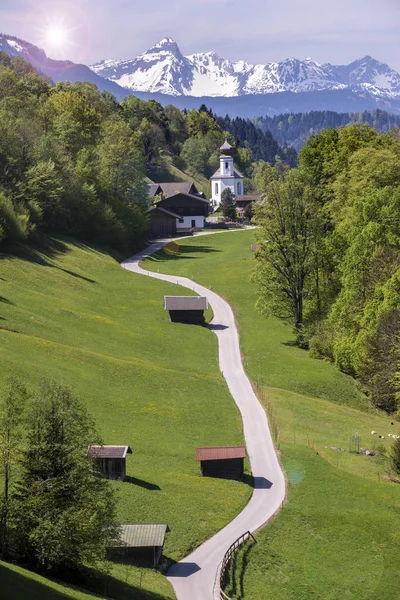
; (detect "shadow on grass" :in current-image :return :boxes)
[0,235,97,284]
[0,562,171,600]
[0,296,13,305]
[124,476,161,491]
[145,244,221,264]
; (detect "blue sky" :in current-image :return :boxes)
[2,0,400,70]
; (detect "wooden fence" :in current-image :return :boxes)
[217,531,256,600]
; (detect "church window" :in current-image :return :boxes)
[215,183,219,195]
[225,162,229,172]
[237,182,241,195]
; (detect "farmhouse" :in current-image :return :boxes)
[110,523,170,567]
[235,194,262,217]
[196,446,246,480]
[87,445,132,481]
[148,181,206,199]
[156,192,210,230]
[148,205,180,237]
[164,296,208,325]
[210,140,244,207]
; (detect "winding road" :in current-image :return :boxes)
[122,233,286,600]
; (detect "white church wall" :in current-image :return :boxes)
[211,177,243,206]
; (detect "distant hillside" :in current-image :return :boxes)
[254,109,400,150]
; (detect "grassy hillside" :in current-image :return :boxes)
[0,236,251,599]
[151,155,211,197]
[143,231,400,599]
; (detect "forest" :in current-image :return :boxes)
[255,109,400,151]
[0,53,293,252]
[253,124,400,415]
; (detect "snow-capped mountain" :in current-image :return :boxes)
[91,38,400,100]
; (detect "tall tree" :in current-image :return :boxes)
[10,380,118,574]
[0,377,26,557]
[220,188,237,220]
[253,170,322,334]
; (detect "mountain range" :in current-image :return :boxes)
[91,37,400,100]
[2,33,400,117]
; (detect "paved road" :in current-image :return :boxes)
[122,236,286,600]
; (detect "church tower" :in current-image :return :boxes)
[210,140,244,207]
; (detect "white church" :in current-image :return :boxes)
[210,140,244,207]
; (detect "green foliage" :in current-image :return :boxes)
[390,437,400,475]
[253,169,323,332]
[300,125,400,412]
[8,380,118,575]
[219,188,237,220]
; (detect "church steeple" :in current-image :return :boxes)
[219,140,234,177]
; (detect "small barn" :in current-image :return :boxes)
[196,446,246,480]
[148,206,179,238]
[111,523,170,567]
[164,296,208,325]
[87,445,132,481]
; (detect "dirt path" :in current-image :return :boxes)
[122,235,285,600]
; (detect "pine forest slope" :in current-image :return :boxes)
[0,236,252,599]
[143,231,400,600]
[254,108,400,150]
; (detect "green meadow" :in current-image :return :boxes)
[143,230,400,599]
[0,236,251,599]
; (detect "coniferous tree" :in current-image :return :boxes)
[220,188,237,220]
[10,380,118,575]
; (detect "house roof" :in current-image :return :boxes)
[87,445,132,459]
[235,195,262,202]
[210,168,244,179]
[149,206,181,219]
[147,183,162,197]
[148,182,202,197]
[196,446,246,461]
[164,296,208,311]
[157,192,210,205]
[116,523,170,548]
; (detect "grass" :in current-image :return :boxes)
[142,230,400,599]
[0,235,251,599]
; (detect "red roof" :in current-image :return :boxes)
[87,445,132,459]
[196,446,246,461]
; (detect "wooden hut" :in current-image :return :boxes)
[156,193,210,230]
[87,445,132,481]
[148,206,180,237]
[164,296,208,325]
[196,446,246,480]
[110,523,170,567]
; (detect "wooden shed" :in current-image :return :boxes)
[111,523,170,567]
[87,445,132,481]
[164,296,208,325]
[196,446,246,480]
[148,206,179,237]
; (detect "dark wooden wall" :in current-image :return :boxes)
[200,458,244,481]
[169,309,206,326]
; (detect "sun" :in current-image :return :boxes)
[45,25,68,49]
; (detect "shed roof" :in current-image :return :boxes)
[196,446,246,461]
[117,523,170,548]
[149,206,181,219]
[87,445,132,459]
[164,296,208,311]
